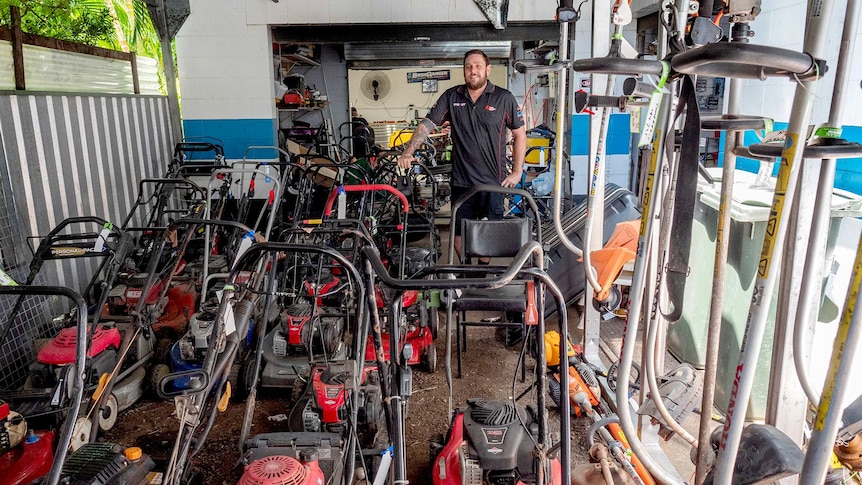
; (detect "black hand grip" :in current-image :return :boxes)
[672,43,821,80]
[572,57,665,76]
[701,115,773,131]
[574,92,624,113]
[514,59,567,74]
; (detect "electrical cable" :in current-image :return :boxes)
[511,323,540,450]
[587,415,621,447]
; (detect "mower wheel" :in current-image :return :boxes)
[97,393,118,432]
[423,343,437,373]
[150,364,171,396]
[429,433,446,465]
[429,306,439,339]
[229,356,256,401]
[154,338,173,363]
[71,417,92,451]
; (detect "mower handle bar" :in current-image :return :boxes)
[174,141,224,157]
[671,43,821,80]
[361,240,543,291]
[241,145,292,162]
[324,184,410,216]
[0,285,87,485]
[173,217,254,235]
[135,178,206,201]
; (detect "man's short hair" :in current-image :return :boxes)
[463,49,490,66]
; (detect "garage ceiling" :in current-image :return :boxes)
[344,41,512,62]
[271,22,558,44]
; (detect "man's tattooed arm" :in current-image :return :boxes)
[397,118,436,168]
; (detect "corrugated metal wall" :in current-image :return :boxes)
[0,93,176,292]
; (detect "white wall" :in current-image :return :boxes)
[176,0,275,121]
[737,0,858,125]
[246,0,559,25]
[348,65,508,124]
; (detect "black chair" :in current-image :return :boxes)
[447,185,542,378]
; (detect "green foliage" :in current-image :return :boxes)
[0,0,115,45]
[0,0,167,92]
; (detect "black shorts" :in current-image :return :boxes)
[450,185,505,236]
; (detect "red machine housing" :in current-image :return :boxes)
[0,430,55,485]
[238,454,324,485]
[37,325,121,365]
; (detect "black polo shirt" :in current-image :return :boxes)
[426,81,524,187]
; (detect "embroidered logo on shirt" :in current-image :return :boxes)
[485,105,497,112]
[453,102,466,107]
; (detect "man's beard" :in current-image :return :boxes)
[466,76,486,90]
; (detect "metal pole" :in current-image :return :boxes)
[694,92,742,483]
[153,0,183,142]
[792,0,861,408]
[796,0,862,480]
[695,77,742,484]
[713,0,835,482]
[614,91,685,485]
[800,234,862,483]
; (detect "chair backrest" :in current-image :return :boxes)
[447,184,542,264]
[461,217,532,259]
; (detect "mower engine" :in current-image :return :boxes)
[432,399,558,485]
[272,302,344,358]
[31,323,121,389]
[59,442,156,485]
[301,364,382,448]
[176,301,219,363]
[0,401,27,453]
[106,272,163,316]
[239,452,324,485]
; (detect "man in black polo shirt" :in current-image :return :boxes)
[397,49,527,260]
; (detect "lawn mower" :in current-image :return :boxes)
[319,183,440,373]
[0,285,87,485]
[0,217,156,445]
[152,241,383,485]
[152,219,262,396]
[240,243,386,484]
[238,242,393,485]
[360,221,574,485]
[105,178,208,341]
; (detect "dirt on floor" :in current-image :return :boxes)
[103,315,596,485]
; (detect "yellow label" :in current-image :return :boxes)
[639,130,661,237]
[816,240,862,430]
[830,452,842,469]
[758,133,798,278]
[50,246,87,257]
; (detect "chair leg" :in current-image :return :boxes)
[461,311,467,352]
[457,315,462,379]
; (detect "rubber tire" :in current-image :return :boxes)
[423,343,437,373]
[231,355,257,402]
[97,393,118,432]
[154,338,173,364]
[429,306,439,340]
[150,363,171,397]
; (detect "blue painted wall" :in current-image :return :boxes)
[183,118,276,160]
[570,113,631,156]
[718,122,862,195]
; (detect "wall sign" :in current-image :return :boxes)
[407,70,451,83]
